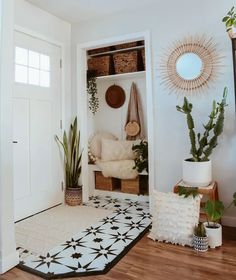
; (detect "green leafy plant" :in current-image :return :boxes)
[222,7,236,32]
[204,200,224,227]
[194,222,207,237]
[177,186,199,198]
[55,117,82,189]
[176,87,227,162]
[204,192,236,228]
[87,70,99,115]
[132,140,148,173]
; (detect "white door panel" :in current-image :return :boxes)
[13,31,62,221]
[13,98,30,200]
[30,100,52,193]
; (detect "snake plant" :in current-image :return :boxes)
[55,117,82,189]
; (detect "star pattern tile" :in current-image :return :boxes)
[17,195,150,279]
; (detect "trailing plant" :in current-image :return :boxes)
[204,192,236,228]
[177,186,199,198]
[55,117,82,189]
[176,87,228,162]
[132,140,148,173]
[87,70,99,115]
[194,222,207,237]
[222,7,236,32]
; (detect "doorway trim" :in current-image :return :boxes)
[76,31,154,202]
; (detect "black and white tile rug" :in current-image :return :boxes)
[17,195,151,279]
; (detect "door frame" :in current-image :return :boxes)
[77,31,154,202]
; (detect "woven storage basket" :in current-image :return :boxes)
[88,47,111,55]
[121,176,140,194]
[95,171,120,191]
[113,51,138,74]
[87,55,113,77]
[141,49,145,70]
[65,188,82,206]
[115,42,137,50]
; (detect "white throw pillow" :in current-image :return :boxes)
[148,191,201,247]
[96,160,138,179]
[88,132,118,160]
[101,139,140,161]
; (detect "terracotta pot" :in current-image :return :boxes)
[65,187,82,206]
[193,234,208,252]
[182,159,212,187]
[204,222,222,249]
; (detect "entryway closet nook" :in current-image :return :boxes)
[85,39,150,198]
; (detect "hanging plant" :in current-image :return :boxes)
[87,70,99,115]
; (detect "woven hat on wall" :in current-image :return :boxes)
[125,121,140,137]
[105,85,126,108]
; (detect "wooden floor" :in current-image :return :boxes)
[1,227,236,280]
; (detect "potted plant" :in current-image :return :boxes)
[176,88,227,187]
[55,117,83,206]
[132,140,148,173]
[87,70,99,115]
[222,6,236,39]
[193,222,208,252]
[204,192,236,248]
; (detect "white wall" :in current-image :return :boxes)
[71,0,236,225]
[88,75,147,140]
[0,0,19,273]
[15,0,72,127]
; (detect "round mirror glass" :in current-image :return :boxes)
[176,53,203,80]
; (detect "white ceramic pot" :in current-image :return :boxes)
[182,159,212,187]
[228,27,236,39]
[204,222,222,249]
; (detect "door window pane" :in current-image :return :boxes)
[40,54,50,71]
[15,47,28,66]
[15,65,28,83]
[29,68,40,86]
[29,51,40,69]
[40,71,50,87]
[15,47,51,88]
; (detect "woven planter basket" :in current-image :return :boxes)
[87,55,113,76]
[113,51,139,74]
[65,188,82,206]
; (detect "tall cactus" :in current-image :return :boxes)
[176,87,228,162]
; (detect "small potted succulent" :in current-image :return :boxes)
[222,6,236,39]
[193,222,208,252]
[55,117,83,206]
[204,192,236,248]
[176,88,227,187]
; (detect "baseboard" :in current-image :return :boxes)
[222,215,236,227]
[0,250,19,274]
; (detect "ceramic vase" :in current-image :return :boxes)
[182,159,212,187]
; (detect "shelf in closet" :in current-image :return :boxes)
[88,45,145,57]
[96,70,146,81]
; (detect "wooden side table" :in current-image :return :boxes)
[173,180,219,221]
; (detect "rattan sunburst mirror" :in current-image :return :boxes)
[160,35,222,95]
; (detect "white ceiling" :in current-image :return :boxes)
[26,0,157,23]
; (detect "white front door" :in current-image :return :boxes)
[13,31,63,221]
